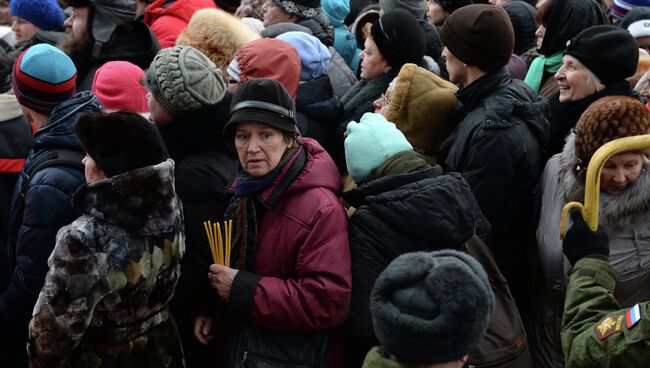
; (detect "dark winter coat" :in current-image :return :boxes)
[438,68,548,312]
[340,70,397,130]
[296,76,343,157]
[419,19,443,60]
[72,20,159,91]
[328,46,358,99]
[143,0,216,48]
[0,91,102,365]
[297,14,334,47]
[27,159,185,368]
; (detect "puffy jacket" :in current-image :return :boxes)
[27,160,185,367]
[296,76,343,157]
[332,25,360,73]
[143,0,216,48]
[327,46,358,99]
[0,91,102,365]
[438,68,548,313]
[297,14,334,47]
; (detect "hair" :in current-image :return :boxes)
[57,5,94,56]
[142,67,159,95]
[535,0,555,26]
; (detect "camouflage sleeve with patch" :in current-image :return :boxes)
[27,219,114,368]
[561,257,650,368]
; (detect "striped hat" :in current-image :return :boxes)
[12,44,77,114]
[611,0,650,21]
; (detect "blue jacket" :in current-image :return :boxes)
[0,91,102,362]
[333,26,360,74]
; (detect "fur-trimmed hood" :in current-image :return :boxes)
[556,134,650,231]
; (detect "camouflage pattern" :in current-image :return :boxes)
[562,257,650,368]
[27,159,186,368]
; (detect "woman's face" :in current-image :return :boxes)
[555,55,603,103]
[235,122,291,177]
[360,37,389,81]
[600,152,645,196]
[426,0,448,26]
[11,16,41,43]
[147,91,173,125]
[373,88,392,115]
[82,154,106,184]
[535,25,545,50]
[262,0,294,27]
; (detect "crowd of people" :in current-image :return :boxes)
[0,0,649,367]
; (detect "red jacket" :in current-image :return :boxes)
[143,0,216,48]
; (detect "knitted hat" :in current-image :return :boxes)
[321,0,349,27]
[371,9,426,70]
[573,96,650,176]
[371,250,494,364]
[75,111,169,178]
[272,0,321,18]
[277,32,330,81]
[224,78,297,137]
[628,19,650,38]
[384,64,458,161]
[344,112,413,183]
[10,0,64,31]
[565,25,639,86]
[439,4,514,70]
[12,44,77,114]
[436,0,472,14]
[378,0,426,20]
[146,46,227,117]
[620,6,650,30]
[611,0,650,21]
[92,61,148,113]
[502,0,536,55]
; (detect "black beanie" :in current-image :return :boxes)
[565,25,639,86]
[224,78,297,137]
[371,250,494,364]
[437,0,472,13]
[371,9,426,70]
[75,111,169,178]
[439,4,514,69]
[502,1,536,55]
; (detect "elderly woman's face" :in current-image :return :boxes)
[555,55,603,103]
[82,155,106,184]
[600,152,645,196]
[360,37,389,81]
[235,122,291,177]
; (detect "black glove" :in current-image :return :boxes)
[562,209,609,266]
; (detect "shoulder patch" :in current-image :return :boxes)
[595,314,625,340]
[626,304,642,329]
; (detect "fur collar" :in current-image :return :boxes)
[556,134,650,231]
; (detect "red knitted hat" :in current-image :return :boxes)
[92,61,149,113]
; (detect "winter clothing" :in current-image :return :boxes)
[379,0,425,18]
[322,0,360,73]
[620,6,650,30]
[296,13,334,47]
[628,19,650,38]
[341,69,397,128]
[437,69,547,316]
[91,61,148,114]
[327,46,358,98]
[0,91,102,366]
[9,0,63,31]
[563,210,610,266]
[12,44,76,114]
[611,0,650,21]
[524,51,563,94]
[295,75,343,151]
[371,9,426,71]
[273,0,321,18]
[344,113,413,183]
[147,46,226,117]
[562,257,650,367]
[436,0,472,13]
[507,54,528,81]
[143,0,216,49]
[176,8,261,76]
[235,38,301,98]
[384,63,458,163]
[439,4,513,70]
[502,1,536,56]
[361,346,408,368]
[277,31,330,81]
[27,159,185,368]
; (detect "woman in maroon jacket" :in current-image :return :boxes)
[194,78,351,367]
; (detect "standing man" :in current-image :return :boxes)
[437,4,547,314]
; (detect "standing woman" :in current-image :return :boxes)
[195,78,351,367]
[27,112,185,367]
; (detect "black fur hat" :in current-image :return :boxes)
[75,111,169,178]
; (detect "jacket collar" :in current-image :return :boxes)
[456,68,510,113]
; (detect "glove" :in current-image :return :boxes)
[562,209,609,266]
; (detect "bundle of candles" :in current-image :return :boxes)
[203,220,233,267]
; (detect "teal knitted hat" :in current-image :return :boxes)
[345,113,413,183]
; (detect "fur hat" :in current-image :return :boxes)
[378,0,426,20]
[92,61,148,114]
[565,25,639,86]
[344,113,413,183]
[573,96,650,176]
[277,31,330,81]
[371,250,494,364]
[371,9,426,70]
[146,46,226,117]
[384,63,458,162]
[75,111,169,177]
[10,0,64,31]
[176,8,261,75]
[439,4,513,70]
[224,78,297,137]
[272,0,321,18]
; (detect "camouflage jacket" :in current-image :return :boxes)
[562,257,650,368]
[27,159,186,368]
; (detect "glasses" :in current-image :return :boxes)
[379,92,391,107]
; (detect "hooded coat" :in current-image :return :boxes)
[143,0,216,49]
[27,160,185,368]
[533,135,650,368]
[296,76,343,156]
[0,91,102,365]
[297,14,334,47]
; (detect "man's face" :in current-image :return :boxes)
[442,47,466,85]
[262,0,294,27]
[64,6,89,44]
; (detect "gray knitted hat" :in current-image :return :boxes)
[371,250,494,364]
[149,46,226,117]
